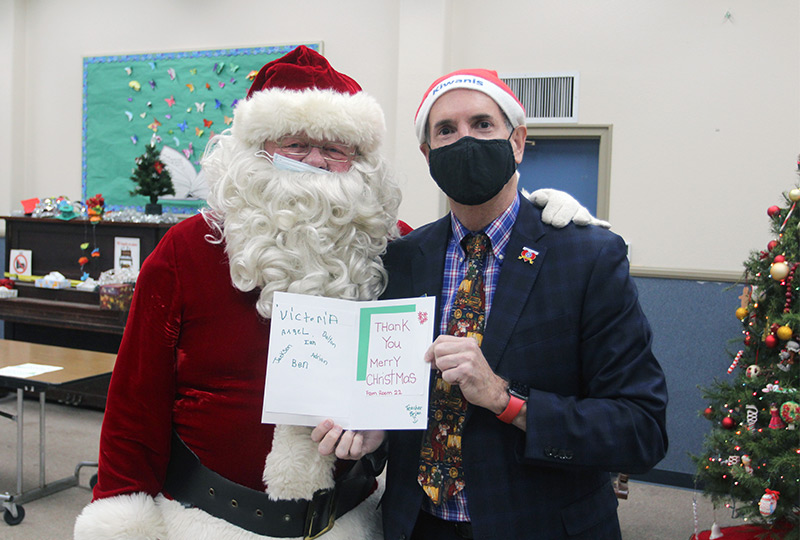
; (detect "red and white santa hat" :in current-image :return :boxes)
[233,46,385,156]
[414,68,526,144]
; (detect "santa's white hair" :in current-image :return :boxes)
[200,129,401,319]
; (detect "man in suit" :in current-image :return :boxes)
[373,69,669,540]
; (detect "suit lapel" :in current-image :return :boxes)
[411,215,451,335]
[481,198,547,371]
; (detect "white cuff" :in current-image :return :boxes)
[74,492,168,540]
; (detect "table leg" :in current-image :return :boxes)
[39,391,46,489]
[16,388,23,496]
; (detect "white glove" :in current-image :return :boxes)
[523,188,611,229]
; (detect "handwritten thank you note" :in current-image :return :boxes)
[262,292,435,429]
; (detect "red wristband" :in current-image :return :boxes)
[497,394,525,424]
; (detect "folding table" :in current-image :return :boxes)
[0,339,116,526]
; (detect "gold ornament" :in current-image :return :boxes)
[790,188,800,202]
[777,325,793,341]
[771,261,790,281]
[735,307,749,321]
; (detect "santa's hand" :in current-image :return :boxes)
[524,188,611,229]
[425,335,508,414]
[311,419,386,460]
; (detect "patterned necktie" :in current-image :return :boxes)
[419,232,490,505]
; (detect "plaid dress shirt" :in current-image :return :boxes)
[423,193,520,522]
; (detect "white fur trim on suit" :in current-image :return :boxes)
[73,491,168,540]
[75,426,384,540]
[263,425,336,500]
[73,480,385,540]
[232,88,385,155]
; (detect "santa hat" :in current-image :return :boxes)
[414,68,526,144]
[233,46,385,155]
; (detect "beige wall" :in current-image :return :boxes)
[1,0,799,276]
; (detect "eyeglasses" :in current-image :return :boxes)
[274,136,357,163]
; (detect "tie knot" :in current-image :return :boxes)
[463,233,490,259]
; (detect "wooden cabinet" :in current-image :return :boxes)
[0,216,174,353]
[0,216,175,408]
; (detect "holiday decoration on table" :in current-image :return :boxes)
[129,142,175,214]
[692,159,800,538]
[86,193,105,222]
[0,278,17,298]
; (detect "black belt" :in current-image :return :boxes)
[163,431,377,539]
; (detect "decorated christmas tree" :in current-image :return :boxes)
[130,143,175,213]
[693,160,800,539]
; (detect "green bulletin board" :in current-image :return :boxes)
[82,42,321,212]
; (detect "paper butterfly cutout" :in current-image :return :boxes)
[158,145,208,201]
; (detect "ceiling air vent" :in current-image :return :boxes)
[499,72,579,124]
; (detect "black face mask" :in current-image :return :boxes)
[427,135,517,206]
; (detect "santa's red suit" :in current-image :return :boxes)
[75,46,397,540]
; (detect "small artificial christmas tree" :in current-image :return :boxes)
[693,160,800,539]
[130,143,175,214]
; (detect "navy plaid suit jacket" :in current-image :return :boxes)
[380,195,668,540]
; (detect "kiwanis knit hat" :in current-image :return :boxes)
[414,68,526,144]
[233,46,385,155]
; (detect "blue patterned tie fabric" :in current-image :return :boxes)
[418,232,490,504]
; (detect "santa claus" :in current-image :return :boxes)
[74,46,599,540]
[74,45,399,540]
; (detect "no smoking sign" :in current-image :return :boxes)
[9,249,32,277]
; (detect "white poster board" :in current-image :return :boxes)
[262,292,435,430]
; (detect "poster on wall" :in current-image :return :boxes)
[82,42,322,213]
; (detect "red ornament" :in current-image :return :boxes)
[721,417,736,430]
[704,407,713,419]
[774,255,786,263]
[768,205,781,218]
[767,240,779,251]
[765,335,778,348]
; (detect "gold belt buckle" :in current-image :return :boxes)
[304,488,336,540]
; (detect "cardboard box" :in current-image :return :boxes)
[99,283,134,311]
[34,277,70,289]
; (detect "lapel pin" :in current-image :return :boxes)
[519,247,538,264]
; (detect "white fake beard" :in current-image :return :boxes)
[202,141,400,319]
